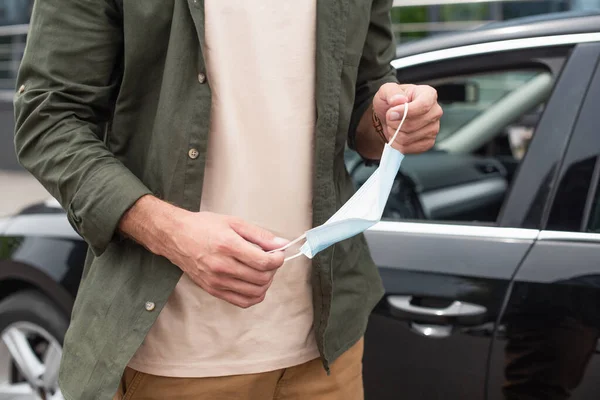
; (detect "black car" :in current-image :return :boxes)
[2,11,600,400]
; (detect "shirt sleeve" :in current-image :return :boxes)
[13,0,152,256]
[347,0,399,151]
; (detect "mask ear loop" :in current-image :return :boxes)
[388,102,409,146]
[268,233,306,262]
[283,251,305,262]
[267,103,409,264]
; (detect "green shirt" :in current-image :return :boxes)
[14,1,398,399]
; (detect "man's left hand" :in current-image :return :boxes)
[373,83,443,154]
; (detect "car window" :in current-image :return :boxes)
[347,66,556,225]
[546,156,598,232]
[436,70,545,153]
[544,58,600,233]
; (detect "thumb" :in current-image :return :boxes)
[229,218,289,251]
[374,83,409,118]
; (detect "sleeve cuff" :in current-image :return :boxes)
[66,162,152,256]
[348,72,399,152]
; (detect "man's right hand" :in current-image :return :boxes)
[119,195,288,308]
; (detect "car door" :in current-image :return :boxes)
[360,41,600,400]
[487,45,600,400]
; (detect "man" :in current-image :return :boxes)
[14,0,442,399]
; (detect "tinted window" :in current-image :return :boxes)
[545,60,600,233]
[546,157,597,232]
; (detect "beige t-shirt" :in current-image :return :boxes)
[128,1,318,377]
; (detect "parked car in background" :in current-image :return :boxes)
[2,11,600,400]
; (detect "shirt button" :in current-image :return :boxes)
[145,301,155,312]
[188,148,199,159]
[192,0,201,7]
[197,72,206,84]
[17,85,25,94]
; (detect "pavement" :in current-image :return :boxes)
[0,169,50,217]
[0,99,50,217]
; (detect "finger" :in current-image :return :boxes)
[376,83,409,106]
[389,120,438,150]
[392,130,438,154]
[412,84,439,114]
[228,217,289,251]
[205,286,266,309]
[387,103,443,133]
[386,103,409,127]
[389,86,438,120]
[210,255,276,286]
[405,137,437,154]
[373,83,409,119]
[211,274,272,299]
[216,232,285,272]
[386,98,435,126]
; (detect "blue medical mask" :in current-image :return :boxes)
[273,104,409,262]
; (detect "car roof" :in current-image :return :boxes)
[396,11,600,59]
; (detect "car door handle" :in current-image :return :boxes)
[387,296,487,318]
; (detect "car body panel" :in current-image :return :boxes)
[0,213,85,313]
[487,47,600,399]
[393,32,600,70]
[0,217,10,234]
[363,224,537,398]
[395,11,600,61]
[361,29,599,400]
[488,237,600,400]
[3,214,79,240]
[366,222,537,280]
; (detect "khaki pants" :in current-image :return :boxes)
[114,338,364,400]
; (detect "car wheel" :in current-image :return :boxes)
[0,290,68,400]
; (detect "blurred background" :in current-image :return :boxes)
[1,0,600,217]
[2,2,600,399]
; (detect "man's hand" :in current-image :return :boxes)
[373,83,443,154]
[119,195,288,308]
